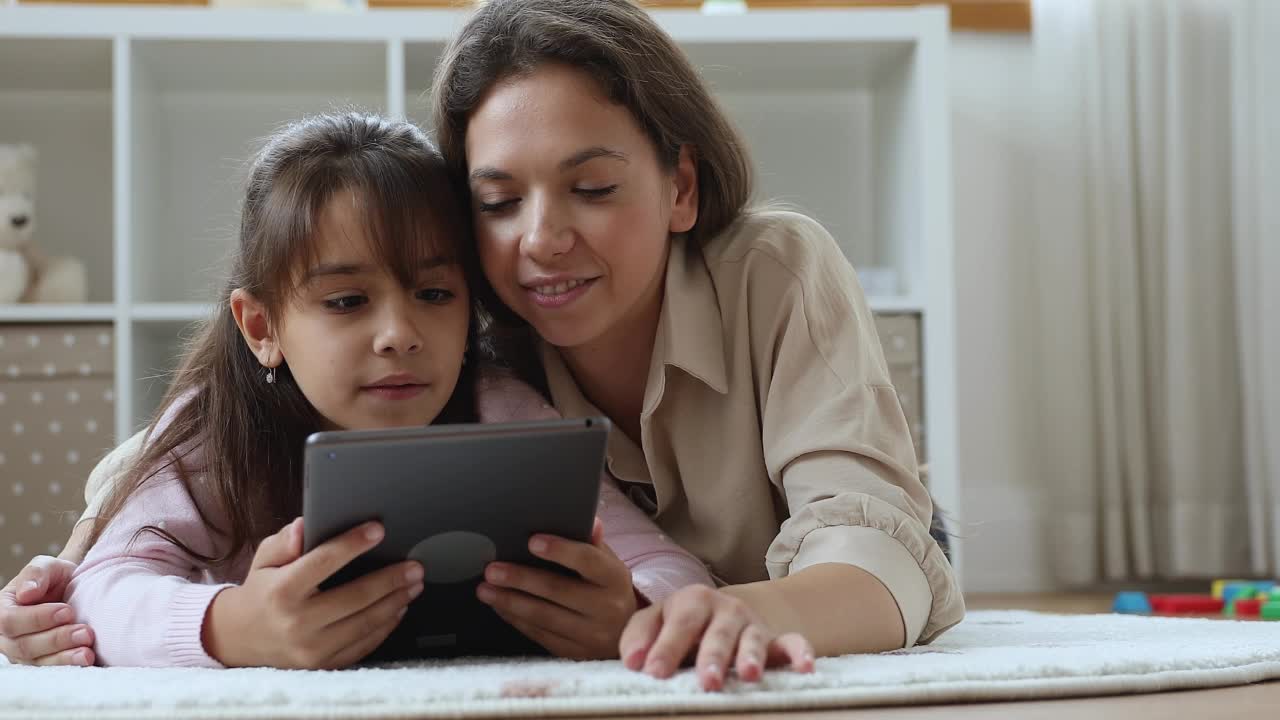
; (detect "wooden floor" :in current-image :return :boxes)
[609,594,1280,720]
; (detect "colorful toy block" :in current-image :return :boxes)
[1112,591,1152,614]
[1213,579,1248,599]
[1263,602,1280,621]
[1148,594,1224,614]
[1229,598,1262,617]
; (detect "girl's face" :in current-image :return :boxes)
[465,63,698,351]
[238,191,471,431]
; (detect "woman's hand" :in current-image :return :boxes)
[477,517,637,659]
[203,518,423,669]
[0,556,94,666]
[619,584,815,692]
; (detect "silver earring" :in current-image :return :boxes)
[462,342,470,366]
[265,366,276,384]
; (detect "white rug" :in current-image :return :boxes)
[2,610,1278,719]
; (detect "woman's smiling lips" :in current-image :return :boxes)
[362,373,428,400]
[523,275,599,309]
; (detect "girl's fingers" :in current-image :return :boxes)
[732,623,772,682]
[32,644,95,667]
[618,604,663,671]
[10,556,76,605]
[250,518,304,571]
[693,609,748,692]
[284,522,384,597]
[527,532,627,589]
[476,583,597,645]
[766,632,816,673]
[491,606,591,660]
[308,561,423,628]
[483,562,594,615]
[319,583,415,668]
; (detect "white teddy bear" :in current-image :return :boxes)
[0,144,87,303]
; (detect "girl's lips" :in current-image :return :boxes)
[526,277,597,309]
[361,384,428,401]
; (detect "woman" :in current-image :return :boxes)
[433,0,963,691]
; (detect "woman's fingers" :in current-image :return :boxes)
[693,609,749,691]
[32,644,95,667]
[732,623,772,682]
[640,588,715,678]
[766,632,816,673]
[618,604,663,671]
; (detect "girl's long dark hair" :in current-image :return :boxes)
[88,112,485,566]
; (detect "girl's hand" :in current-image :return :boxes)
[0,556,95,666]
[203,518,424,669]
[618,585,815,692]
[476,517,637,659]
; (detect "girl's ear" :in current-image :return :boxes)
[668,144,699,234]
[230,288,282,368]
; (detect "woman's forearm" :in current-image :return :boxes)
[722,563,906,656]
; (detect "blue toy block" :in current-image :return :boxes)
[1113,591,1152,614]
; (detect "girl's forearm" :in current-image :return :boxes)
[722,563,906,656]
[58,519,96,565]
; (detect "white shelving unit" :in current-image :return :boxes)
[0,4,960,577]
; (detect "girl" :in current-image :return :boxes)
[44,112,712,669]
[431,0,964,691]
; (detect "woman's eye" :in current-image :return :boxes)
[417,288,455,304]
[574,185,618,200]
[477,198,519,214]
[323,295,367,312]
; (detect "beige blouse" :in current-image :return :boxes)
[539,210,963,645]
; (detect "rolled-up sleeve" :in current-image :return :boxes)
[751,216,964,646]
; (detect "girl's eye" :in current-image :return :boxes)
[323,295,367,312]
[574,185,618,200]
[417,288,455,304]
[477,198,519,214]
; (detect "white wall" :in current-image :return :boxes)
[949,32,1054,592]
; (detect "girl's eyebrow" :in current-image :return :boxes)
[304,257,453,282]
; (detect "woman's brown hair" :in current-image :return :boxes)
[432,0,755,247]
[88,112,483,566]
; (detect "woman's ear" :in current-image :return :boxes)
[669,144,699,234]
[230,288,282,368]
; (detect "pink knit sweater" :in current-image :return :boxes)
[67,372,712,667]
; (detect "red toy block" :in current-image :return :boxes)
[1232,598,1263,617]
[1148,594,1225,614]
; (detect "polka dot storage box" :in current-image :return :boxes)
[0,324,114,584]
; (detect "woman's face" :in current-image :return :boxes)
[465,63,697,351]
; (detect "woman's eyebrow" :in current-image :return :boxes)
[468,147,629,183]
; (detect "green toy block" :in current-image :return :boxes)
[1262,601,1280,620]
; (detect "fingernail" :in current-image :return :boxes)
[72,628,91,645]
[488,566,508,583]
[644,659,667,677]
[365,524,384,543]
[54,607,73,624]
[405,564,423,583]
[408,583,424,600]
[22,580,39,594]
[397,607,408,620]
[75,649,92,666]
[624,647,646,670]
[529,537,548,554]
[477,584,497,603]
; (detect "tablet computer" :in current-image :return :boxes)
[302,416,609,660]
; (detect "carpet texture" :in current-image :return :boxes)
[1,610,1278,719]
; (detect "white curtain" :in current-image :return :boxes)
[1031,0,1280,584]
